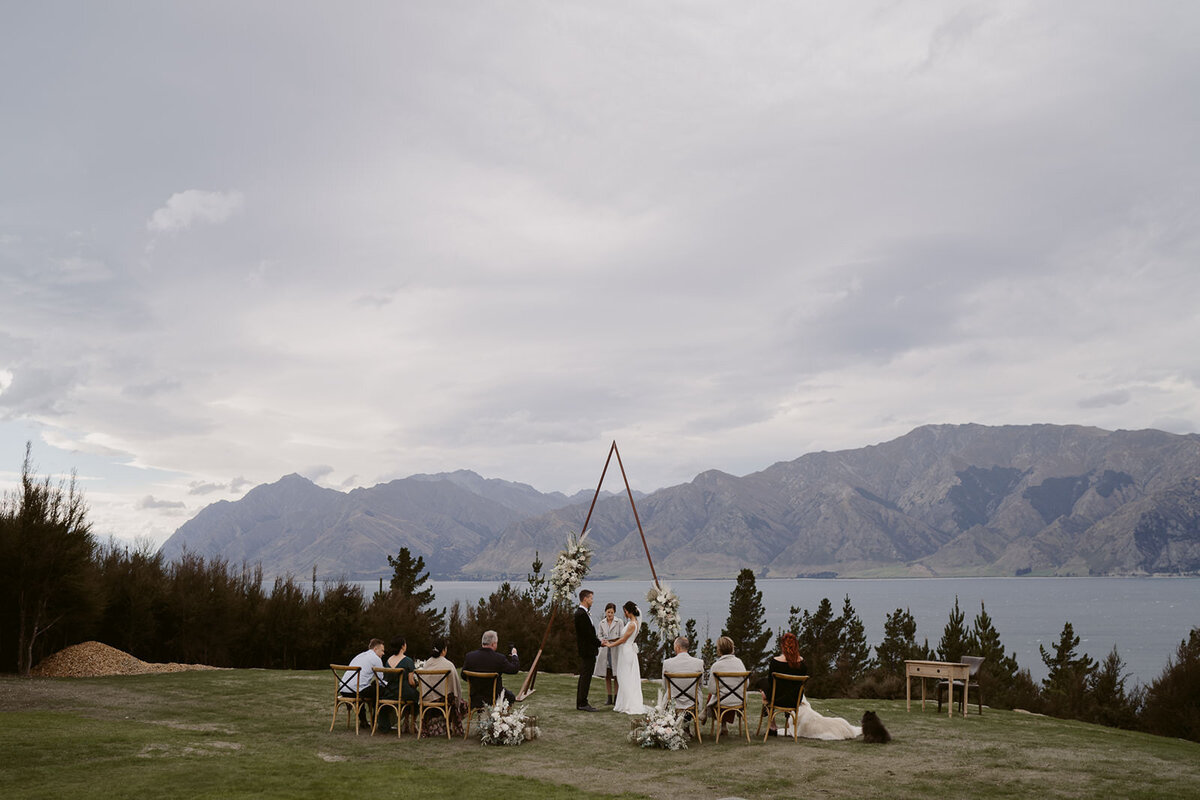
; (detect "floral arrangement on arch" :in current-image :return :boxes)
[549,531,592,605]
[629,692,690,751]
[646,583,681,641]
[477,696,538,746]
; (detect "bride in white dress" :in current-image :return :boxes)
[608,601,649,715]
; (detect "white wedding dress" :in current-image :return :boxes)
[612,618,649,715]
[786,698,862,740]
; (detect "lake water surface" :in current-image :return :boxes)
[423,577,1199,686]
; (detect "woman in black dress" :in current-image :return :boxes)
[760,632,807,735]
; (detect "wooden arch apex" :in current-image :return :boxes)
[516,441,659,700]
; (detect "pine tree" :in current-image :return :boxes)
[795,598,839,696]
[875,607,920,673]
[684,618,699,655]
[700,619,717,672]
[368,547,446,658]
[524,551,550,611]
[387,548,436,604]
[700,637,717,671]
[640,621,664,679]
[1088,646,1140,729]
[1039,620,1097,718]
[832,595,872,693]
[721,568,773,673]
[937,596,970,663]
[1140,628,1200,743]
[968,601,1021,706]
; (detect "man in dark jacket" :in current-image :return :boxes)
[574,589,602,711]
[463,630,520,706]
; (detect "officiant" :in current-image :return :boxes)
[594,601,623,705]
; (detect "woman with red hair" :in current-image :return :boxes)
[759,632,808,736]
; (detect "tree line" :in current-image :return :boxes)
[2,448,1195,744]
[712,567,1197,743]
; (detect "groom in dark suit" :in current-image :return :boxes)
[574,589,602,711]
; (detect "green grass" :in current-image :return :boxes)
[1,670,1198,799]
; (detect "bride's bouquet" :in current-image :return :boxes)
[549,531,592,605]
[629,691,690,751]
[646,583,681,641]
[478,696,537,746]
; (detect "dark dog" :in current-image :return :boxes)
[861,710,891,743]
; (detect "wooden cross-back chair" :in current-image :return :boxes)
[462,670,499,739]
[371,667,414,737]
[938,655,985,715]
[414,669,453,740]
[709,670,751,743]
[664,671,704,743]
[756,672,808,742]
[330,664,367,734]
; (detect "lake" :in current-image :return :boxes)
[418,576,1199,686]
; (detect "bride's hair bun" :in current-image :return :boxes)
[623,600,640,617]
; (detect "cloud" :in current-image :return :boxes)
[138,495,186,510]
[52,256,112,284]
[4,3,1200,547]
[188,481,225,495]
[301,465,334,482]
[1079,390,1132,409]
[0,366,80,417]
[146,189,244,233]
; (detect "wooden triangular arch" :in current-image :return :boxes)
[516,441,660,700]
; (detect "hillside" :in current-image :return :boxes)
[161,424,1200,579]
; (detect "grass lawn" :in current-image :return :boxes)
[1,669,1198,799]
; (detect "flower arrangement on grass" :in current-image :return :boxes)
[549,531,592,605]
[629,692,690,750]
[478,696,537,746]
[646,583,681,641]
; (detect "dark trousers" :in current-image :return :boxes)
[341,691,375,725]
[576,655,597,707]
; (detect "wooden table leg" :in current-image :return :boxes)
[906,668,911,712]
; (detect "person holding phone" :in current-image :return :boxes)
[463,629,520,705]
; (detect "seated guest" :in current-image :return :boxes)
[340,638,386,728]
[758,632,808,736]
[703,636,747,736]
[463,630,520,706]
[661,636,705,717]
[419,639,468,737]
[376,635,418,733]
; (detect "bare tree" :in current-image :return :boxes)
[0,443,96,674]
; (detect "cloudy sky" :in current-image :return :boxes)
[2,2,1198,548]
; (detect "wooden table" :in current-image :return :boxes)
[905,660,971,718]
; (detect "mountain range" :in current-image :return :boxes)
[158,423,1200,580]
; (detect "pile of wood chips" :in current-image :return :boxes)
[31,641,220,678]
